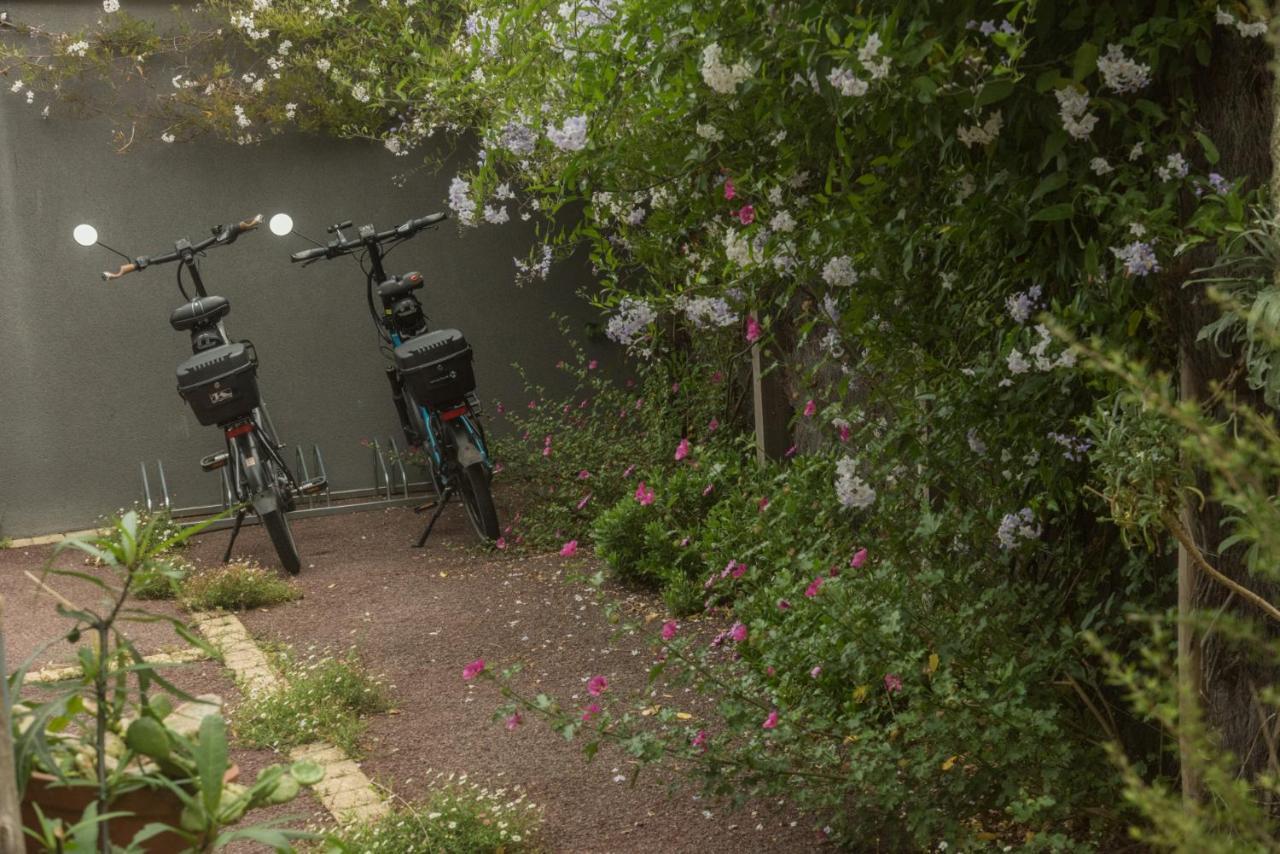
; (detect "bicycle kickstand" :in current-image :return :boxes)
[415,487,454,548]
[222,508,247,564]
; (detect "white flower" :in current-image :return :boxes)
[997,508,1041,549]
[605,297,657,347]
[701,43,750,94]
[695,122,723,142]
[1129,141,1144,160]
[967,429,988,456]
[768,211,795,232]
[822,255,859,288]
[447,176,477,226]
[1006,284,1042,324]
[161,132,175,143]
[66,40,90,58]
[351,82,370,103]
[233,104,251,128]
[827,67,868,97]
[682,296,738,329]
[858,32,891,79]
[102,0,120,12]
[835,458,876,509]
[957,111,1002,147]
[1054,87,1098,140]
[1155,152,1188,182]
[284,102,297,119]
[1128,222,1147,238]
[547,115,588,151]
[1097,43,1150,94]
[277,39,292,56]
[483,205,510,225]
[1007,348,1030,375]
[9,80,23,94]
[1090,157,1113,175]
[315,58,331,73]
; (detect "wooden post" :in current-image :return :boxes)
[0,598,26,851]
[750,323,791,466]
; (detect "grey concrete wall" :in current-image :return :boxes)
[0,3,603,536]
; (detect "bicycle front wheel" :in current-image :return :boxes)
[458,462,500,542]
[261,501,301,575]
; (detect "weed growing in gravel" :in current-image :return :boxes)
[180,561,300,611]
[321,772,542,853]
[234,647,390,755]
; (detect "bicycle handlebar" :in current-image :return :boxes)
[290,212,447,264]
[99,214,263,281]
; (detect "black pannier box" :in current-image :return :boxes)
[395,329,476,407]
[175,342,260,426]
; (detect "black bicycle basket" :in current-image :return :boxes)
[395,328,476,408]
[175,341,260,426]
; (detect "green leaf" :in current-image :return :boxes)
[1195,132,1220,165]
[1029,203,1074,222]
[975,79,1015,107]
[1039,131,1068,170]
[1030,171,1068,202]
[197,714,228,818]
[290,759,324,786]
[1072,42,1098,81]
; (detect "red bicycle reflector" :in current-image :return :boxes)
[225,422,254,438]
[441,406,468,421]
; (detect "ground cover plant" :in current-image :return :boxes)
[8,0,1280,849]
[320,773,542,853]
[234,646,390,756]
[180,562,302,612]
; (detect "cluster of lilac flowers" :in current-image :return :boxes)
[997,507,1041,549]
[1097,43,1151,93]
[1055,87,1098,140]
[821,255,859,288]
[1005,284,1042,325]
[957,111,1003,147]
[1047,432,1093,462]
[447,176,477,225]
[546,115,588,151]
[677,296,738,329]
[1112,241,1160,277]
[700,43,751,94]
[605,297,657,347]
[1156,152,1189,182]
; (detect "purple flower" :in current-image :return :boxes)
[729,622,748,643]
[1208,172,1230,194]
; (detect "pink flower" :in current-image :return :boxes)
[729,622,748,643]
[691,730,709,750]
[707,417,719,432]
[884,673,903,694]
[762,710,779,730]
[661,620,679,640]
[737,205,755,225]
[724,178,736,200]
[777,598,791,610]
[671,382,680,393]
[838,423,852,443]
[810,665,822,679]
[757,497,770,512]
[578,469,591,479]
[588,359,598,369]
[560,540,579,557]
[803,399,816,417]
[496,402,506,415]
[635,482,655,506]
[462,659,486,680]
[745,316,762,343]
[675,438,690,461]
[622,464,636,477]
[784,445,797,458]
[804,576,824,598]
[731,562,748,579]
[528,400,537,409]
[542,446,552,458]
[576,493,592,510]
[711,371,725,383]
[679,536,690,547]
[581,702,602,722]
[588,675,609,696]
[702,483,714,497]
[505,712,523,730]
[850,547,868,568]
[496,537,508,550]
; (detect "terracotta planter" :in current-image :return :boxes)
[21,765,239,853]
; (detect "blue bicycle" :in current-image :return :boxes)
[273,212,499,544]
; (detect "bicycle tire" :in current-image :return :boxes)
[261,500,301,575]
[458,461,500,542]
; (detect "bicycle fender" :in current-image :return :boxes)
[447,421,485,468]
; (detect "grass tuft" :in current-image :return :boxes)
[234,647,390,755]
[321,774,543,853]
[180,562,300,611]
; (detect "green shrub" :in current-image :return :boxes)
[590,499,651,584]
[322,775,542,853]
[180,562,300,611]
[234,648,390,755]
[129,555,190,600]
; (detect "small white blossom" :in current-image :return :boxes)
[102,0,120,12]
[957,111,1002,147]
[701,43,751,94]
[547,115,588,151]
[1097,43,1150,94]
[1054,87,1098,140]
[447,176,477,226]
[1090,157,1113,175]
[835,458,876,509]
[822,255,859,288]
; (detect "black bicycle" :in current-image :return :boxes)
[74,216,325,573]
[272,211,500,544]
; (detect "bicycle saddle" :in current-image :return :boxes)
[169,295,230,331]
[376,272,424,300]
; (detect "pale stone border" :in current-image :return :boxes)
[191,612,390,825]
[5,529,103,549]
[25,647,210,685]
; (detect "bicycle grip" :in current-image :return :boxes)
[101,262,137,281]
[291,247,328,263]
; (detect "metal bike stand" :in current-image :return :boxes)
[145,438,440,533]
[415,486,454,548]
[139,460,173,515]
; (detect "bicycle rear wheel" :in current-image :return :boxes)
[458,462,500,542]
[261,502,301,575]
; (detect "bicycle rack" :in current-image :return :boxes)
[139,461,172,515]
[145,437,439,532]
